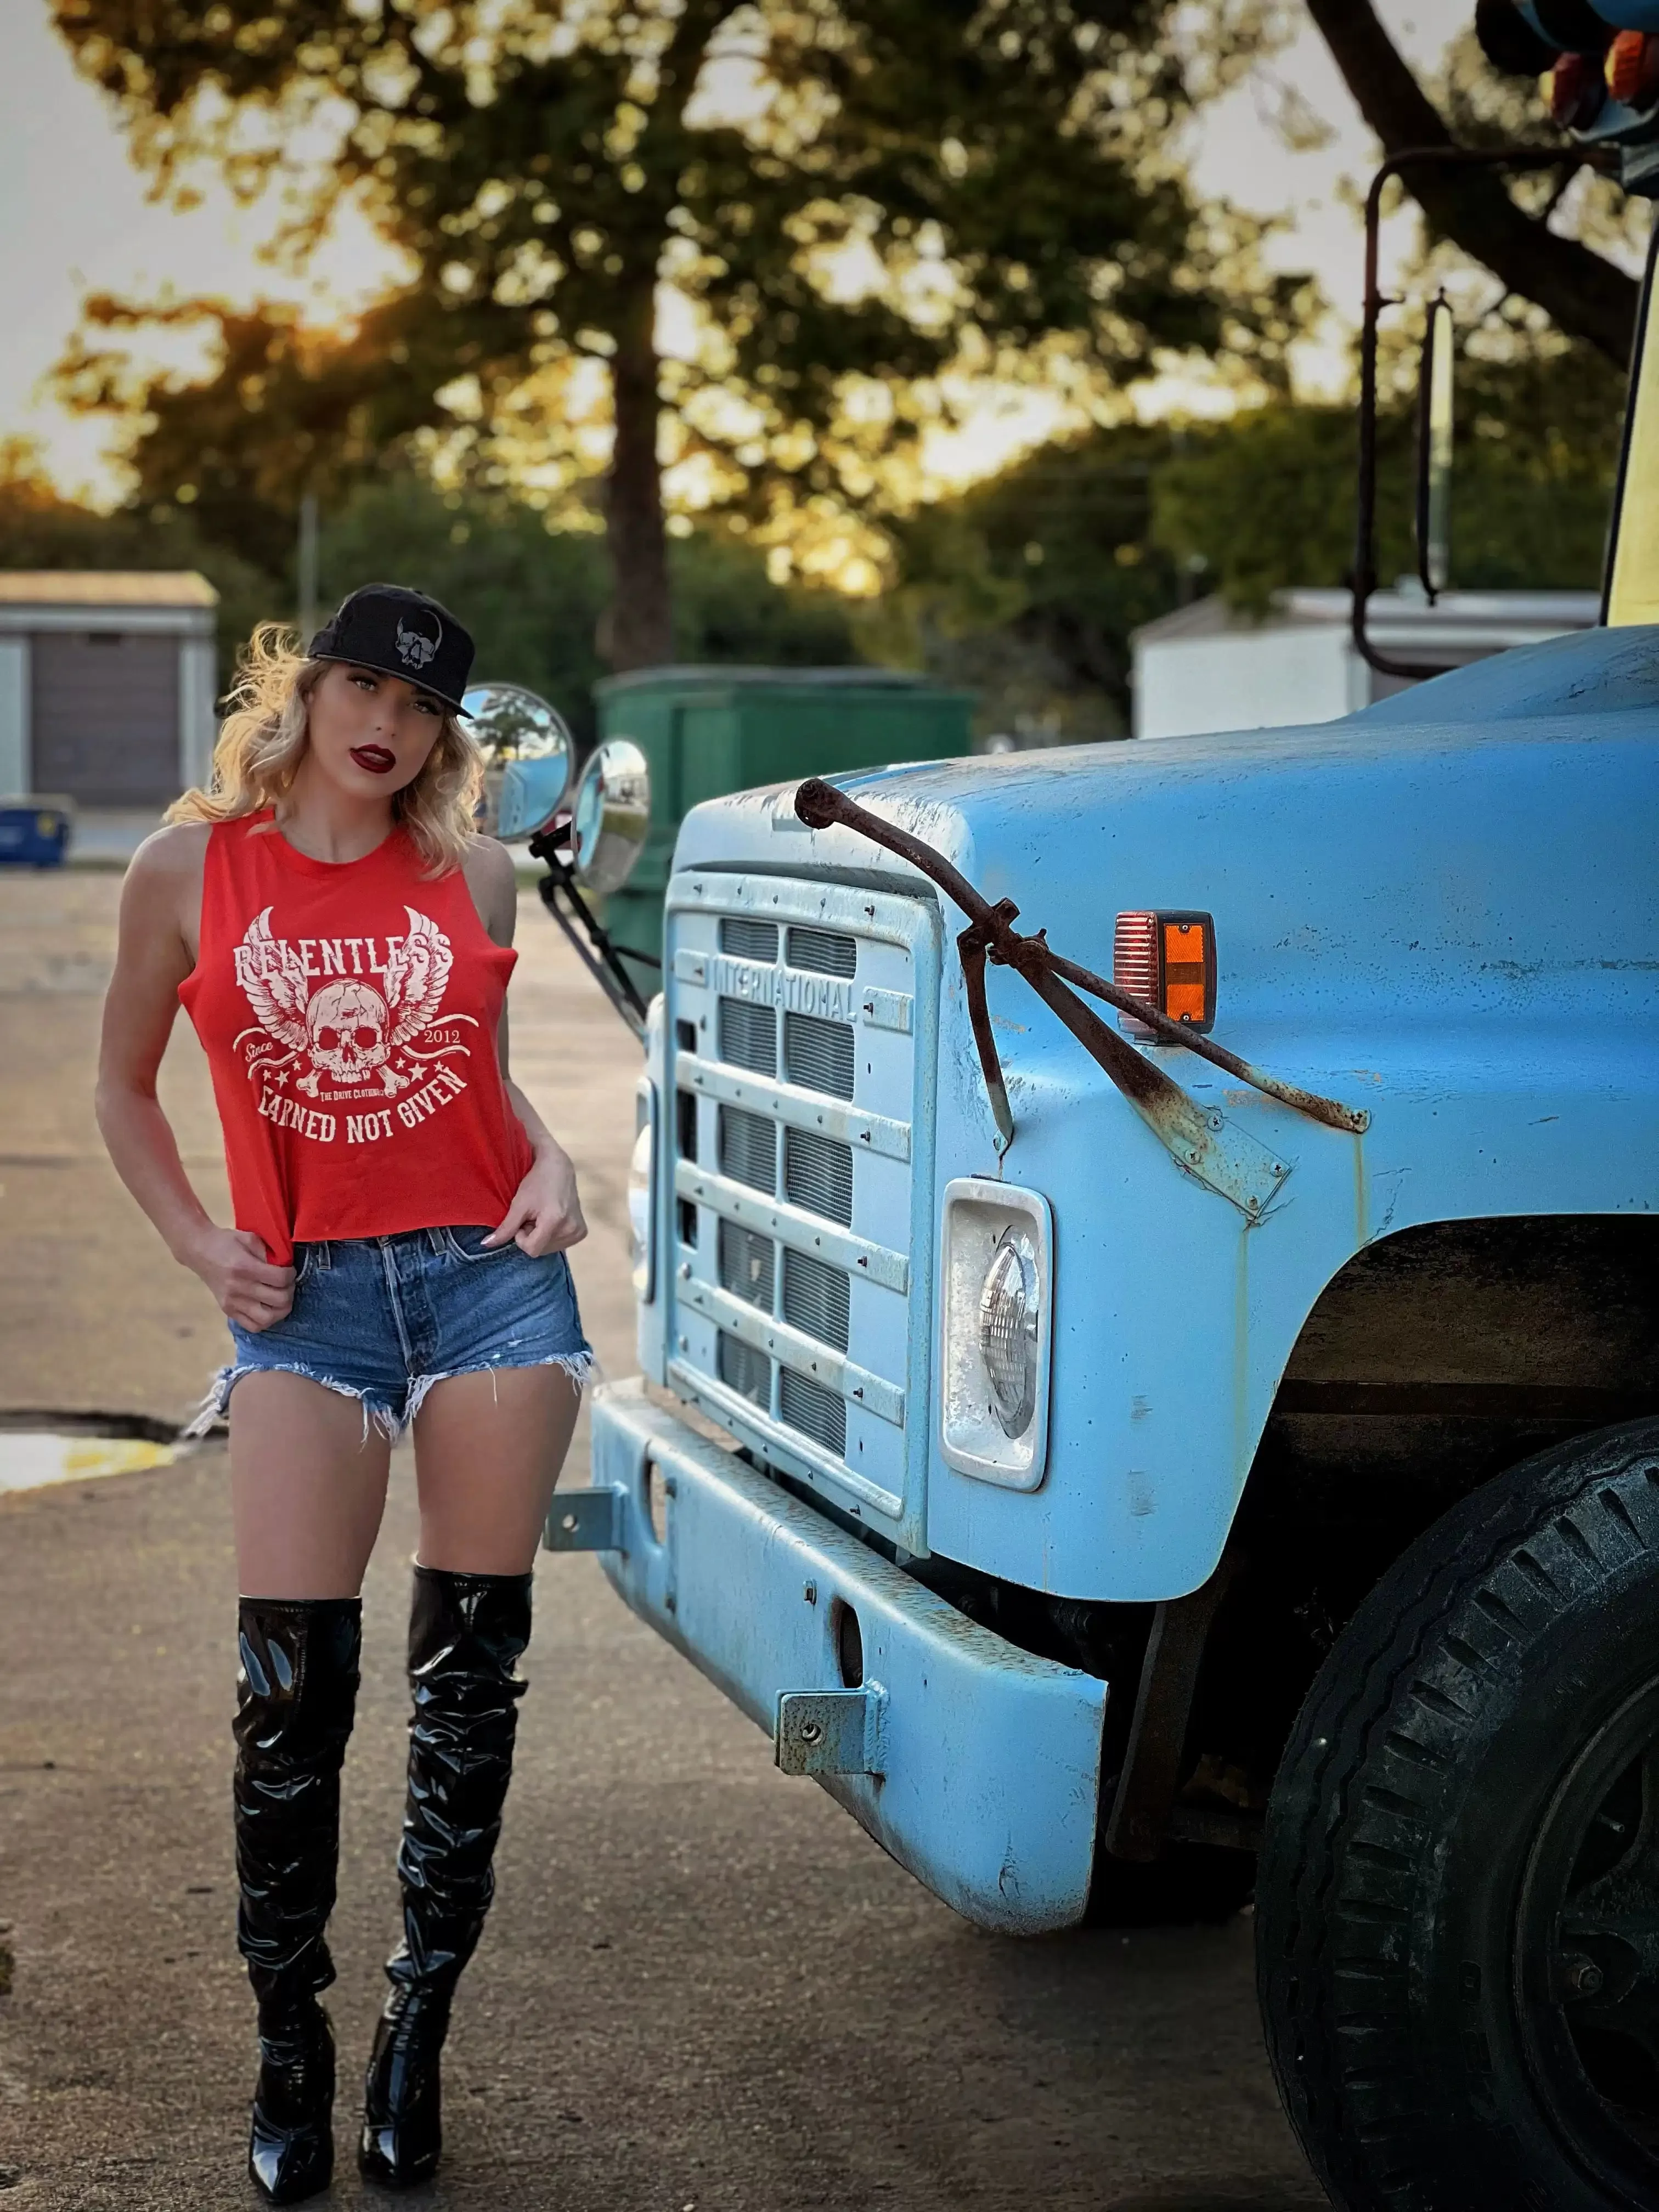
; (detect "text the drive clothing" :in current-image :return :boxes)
[179,814,533,1264]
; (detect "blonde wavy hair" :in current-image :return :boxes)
[168,622,483,874]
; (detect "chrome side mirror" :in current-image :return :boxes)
[570,738,650,893]
[464,683,574,842]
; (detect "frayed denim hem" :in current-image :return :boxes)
[187,1347,596,1446]
[402,1347,597,1431]
[184,1364,402,1447]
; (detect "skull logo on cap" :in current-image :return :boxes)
[394,612,441,670]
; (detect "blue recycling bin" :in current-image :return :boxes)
[0,802,74,867]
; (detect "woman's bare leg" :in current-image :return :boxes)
[410,1366,583,1573]
[230,1372,393,1599]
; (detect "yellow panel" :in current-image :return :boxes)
[1609,260,1659,628]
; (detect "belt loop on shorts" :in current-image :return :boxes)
[310,1242,332,1272]
[426,1227,446,1256]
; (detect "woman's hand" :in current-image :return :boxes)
[185,1224,297,1331]
[484,1143,588,1259]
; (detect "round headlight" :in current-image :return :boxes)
[978,1228,1040,1437]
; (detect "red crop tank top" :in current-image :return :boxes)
[179,814,534,1263]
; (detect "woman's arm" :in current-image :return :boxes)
[465,837,588,1257]
[95,827,296,1330]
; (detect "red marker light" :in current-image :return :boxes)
[1607,31,1659,106]
[1113,910,1217,1037]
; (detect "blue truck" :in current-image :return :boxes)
[481,16,1659,2208]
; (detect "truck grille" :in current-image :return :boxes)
[784,1126,853,1224]
[665,872,929,1522]
[783,1010,855,1097]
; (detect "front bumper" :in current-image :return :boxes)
[586,1380,1108,1934]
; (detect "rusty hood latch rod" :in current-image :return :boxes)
[792,778,1368,1217]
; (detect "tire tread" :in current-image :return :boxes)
[1256,1418,1659,2212]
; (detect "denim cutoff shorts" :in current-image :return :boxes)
[193,1226,593,1441]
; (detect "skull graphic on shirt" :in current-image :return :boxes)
[306,979,392,1086]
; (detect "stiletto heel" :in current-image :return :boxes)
[360,1565,532,2188]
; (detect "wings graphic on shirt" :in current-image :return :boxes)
[235,907,311,1054]
[382,906,453,1050]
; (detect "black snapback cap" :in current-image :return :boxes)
[308,584,476,713]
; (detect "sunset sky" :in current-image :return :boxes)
[2,3,1456,507]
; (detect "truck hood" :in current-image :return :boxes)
[672,624,1659,1036]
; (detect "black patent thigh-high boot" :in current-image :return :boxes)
[234,1598,362,2205]
[359,1565,533,2190]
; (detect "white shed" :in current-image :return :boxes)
[1131,588,1601,741]
[0,572,218,805]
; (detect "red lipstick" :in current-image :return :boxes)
[351,745,396,775]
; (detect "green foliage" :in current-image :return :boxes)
[0,447,856,734]
[314,480,856,740]
[865,424,1191,738]
[56,298,459,585]
[1152,405,1375,614]
[669,534,860,672]
[1153,335,1627,610]
[870,328,1629,737]
[317,480,610,737]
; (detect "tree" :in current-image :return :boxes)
[0,438,856,725]
[52,0,1300,668]
[864,422,1187,737]
[314,478,857,742]
[1306,0,1641,368]
[864,313,1628,741]
[1150,337,1627,610]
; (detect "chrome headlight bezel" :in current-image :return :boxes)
[628,1074,657,1303]
[939,1178,1053,1489]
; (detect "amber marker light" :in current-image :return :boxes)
[1113,910,1217,1037]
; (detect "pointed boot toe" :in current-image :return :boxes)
[358,1987,447,2188]
[249,2106,334,2205]
[247,2000,336,2205]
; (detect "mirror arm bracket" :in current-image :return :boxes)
[528,832,651,1043]
[1353,144,1605,682]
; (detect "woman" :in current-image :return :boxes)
[95,584,590,2203]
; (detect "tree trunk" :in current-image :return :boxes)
[603,284,673,672]
[1306,0,1639,370]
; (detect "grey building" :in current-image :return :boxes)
[0,573,218,806]
[1131,588,1600,740]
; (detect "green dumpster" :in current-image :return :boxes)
[592,665,973,979]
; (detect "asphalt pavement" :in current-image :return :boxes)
[0,867,1325,2211]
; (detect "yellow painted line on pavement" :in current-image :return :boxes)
[0,1434,179,1494]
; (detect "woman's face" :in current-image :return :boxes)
[303,661,447,801]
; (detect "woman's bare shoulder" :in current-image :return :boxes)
[124,820,212,905]
[115,821,210,961]
[128,819,212,879]
[461,834,518,938]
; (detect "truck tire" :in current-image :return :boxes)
[1256,1418,1659,2211]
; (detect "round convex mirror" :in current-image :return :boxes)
[570,738,651,893]
[463,683,574,842]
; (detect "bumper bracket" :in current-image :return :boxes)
[776,1684,888,1777]
[542,1485,627,1553]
